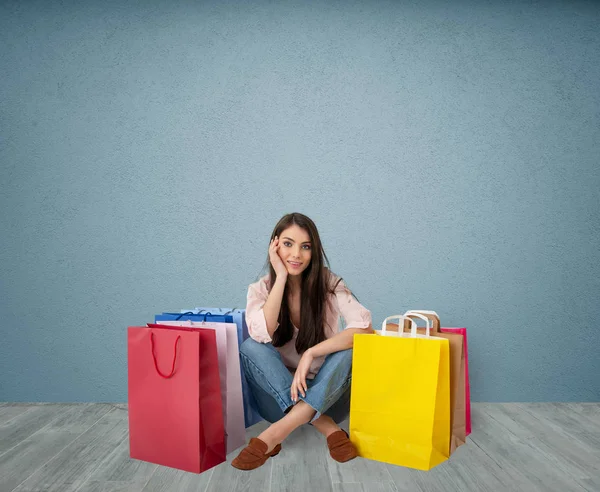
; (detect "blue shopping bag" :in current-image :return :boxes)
[180,307,261,428]
[155,312,233,324]
[185,308,249,343]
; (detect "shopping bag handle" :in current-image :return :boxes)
[192,307,238,313]
[150,332,181,378]
[381,315,417,337]
[175,311,211,321]
[404,310,441,331]
[191,308,238,315]
[402,311,436,335]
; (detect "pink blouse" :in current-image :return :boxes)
[245,274,372,379]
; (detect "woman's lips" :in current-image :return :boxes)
[288,261,302,268]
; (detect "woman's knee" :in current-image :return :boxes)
[240,337,276,361]
[326,348,353,365]
[247,379,287,424]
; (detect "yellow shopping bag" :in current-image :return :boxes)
[349,315,451,471]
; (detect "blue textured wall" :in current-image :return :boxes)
[1,0,599,403]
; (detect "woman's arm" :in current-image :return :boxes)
[262,274,287,338]
[291,326,373,402]
[290,277,373,402]
[246,274,287,343]
[307,326,373,358]
[307,278,374,357]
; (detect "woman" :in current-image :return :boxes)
[232,213,373,471]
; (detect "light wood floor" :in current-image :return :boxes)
[0,403,598,491]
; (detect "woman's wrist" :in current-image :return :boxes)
[274,273,288,285]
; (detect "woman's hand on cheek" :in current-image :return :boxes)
[269,237,288,278]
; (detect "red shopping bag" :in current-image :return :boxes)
[404,311,471,436]
[128,325,225,473]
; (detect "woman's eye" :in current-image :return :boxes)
[303,245,311,250]
[283,242,291,247]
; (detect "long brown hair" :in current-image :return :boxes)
[261,213,343,353]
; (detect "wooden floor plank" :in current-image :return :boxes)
[564,403,600,428]
[579,477,600,492]
[328,419,397,490]
[470,405,588,491]
[329,454,394,488]
[479,403,600,480]
[204,420,271,492]
[521,403,600,449]
[140,465,213,492]
[12,408,128,492]
[0,405,33,425]
[74,481,145,492]
[0,405,70,456]
[333,483,397,492]
[1,403,598,492]
[270,422,333,492]
[0,405,113,492]
[386,439,511,492]
[75,431,157,490]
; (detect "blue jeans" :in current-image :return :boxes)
[239,338,353,424]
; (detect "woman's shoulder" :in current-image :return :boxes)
[248,274,272,294]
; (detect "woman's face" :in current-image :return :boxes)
[277,224,313,276]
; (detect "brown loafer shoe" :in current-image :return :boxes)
[327,430,357,463]
[231,438,282,471]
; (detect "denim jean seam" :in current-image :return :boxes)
[322,376,352,411]
[240,352,291,412]
[304,374,352,416]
